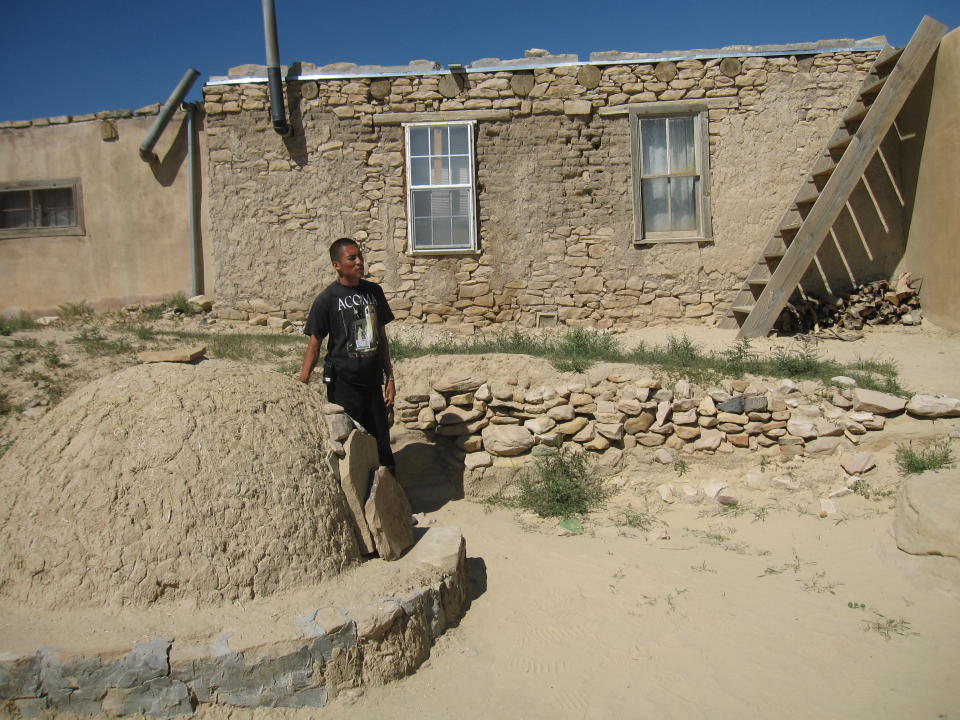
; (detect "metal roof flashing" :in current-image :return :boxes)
[205,36,888,88]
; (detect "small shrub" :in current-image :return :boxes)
[616,505,659,531]
[895,437,955,476]
[135,325,157,341]
[42,341,65,368]
[23,370,66,404]
[516,448,606,518]
[70,328,134,357]
[0,439,11,458]
[169,292,198,316]
[57,300,95,322]
[772,340,821,377]
[0,387,12,415]
[0,312,37,336]
[140,304,165,320]
[556,327,620,360]
[553,356,590,373]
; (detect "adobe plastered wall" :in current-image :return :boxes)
[898,27,960,332]
[204,50,875,328]
[0,112,212,316]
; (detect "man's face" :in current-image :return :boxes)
[333,243,364,284]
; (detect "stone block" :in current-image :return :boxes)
[138,346,206,364]
[482,425,535,456]
[364,467,414,561]
[338,430,379,554]
[895,468,960,561]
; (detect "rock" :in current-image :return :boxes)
[776,379,800,394]
[464,451,493,470]
[433,372,485,394]
[786,418,818,439]
[188,294,214,311]
[547,404,576,422]
[323,403,346,415]
[267,316,291,330]
[717,396,745,414]
[771,475,801,491]
[653,448,674,464]
[481,425,535,456]
[571,420,596,443]
[364,467,414,561]
[831,376,858,387]
[456,435,483,452]
[819,498,837,517]
[743,471,769,490]
[717,495,738,506]
[743,396,768,412]
[727,433,750,448]
[697,396,717,416]
[437,406,483,425]
[702,482,727,498]
[804,436,842,456]
[417,406,437,427]
[657,483,676,503]
[638,433,666,447]
[339,431,379,554]
[584,435,610,451]
[906,395,960,418]
[138,345,206,363]
[717,411,748,425]
[474,383,492,402]
[852,388,906,415]
[894,468,960,560]
[596,422,625,441]
[524,416,557,434]
[674,425,701,441]
[674,379,693,399]
[840,452,876,475]
[556,416,589,435]
[672,409,697,425]
[429,391,447,411]
[326,413,356,442]
[625,413,655,434]
[656,401,672,425]
[694,429,722,451]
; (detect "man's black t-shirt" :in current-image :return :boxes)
[304,279,394,387]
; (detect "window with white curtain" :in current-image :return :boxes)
[630,104,712,243]
[404,121,477,252]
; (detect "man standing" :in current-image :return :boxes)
[298,238,396,470]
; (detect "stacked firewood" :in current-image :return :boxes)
[777,272,922,334]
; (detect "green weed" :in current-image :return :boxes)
[0,439,11,458]
[895,437,955,476]
[515,448,607,518]
[616,504,660,531]
[23,370,67,404]
[0,312,37,336]
[135,325,157,341]
[57,300,95,322]
[42,341,65,368]
[169,292,198,316]
[70,328,134,357]
[862,612,917,640]
[0,387,12,415]
[799,571,842,595]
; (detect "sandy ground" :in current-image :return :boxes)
[3,319,960,719]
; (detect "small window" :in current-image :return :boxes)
[630,104,712,243]
[404,121,477,253]
[0,180,84,238]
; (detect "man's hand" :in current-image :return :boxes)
[384,377,396,407]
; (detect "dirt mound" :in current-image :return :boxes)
[0,360,360,610]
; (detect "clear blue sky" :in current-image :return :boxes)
[2,1,957,123]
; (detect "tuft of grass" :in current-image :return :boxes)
[0,387,12,415]
[42,341,66,368]
[0,439,11,458]
[895,437,955,476]
[554,357,590,373]
[23,370,67,404]
[862,612,917,640]
[0,312,37,336]
[57,300,95,322]
[799,571,842,595]
[69,328,134,357]
[771,339,821,377]
[140,303,165,320]
[515,448,607,518]
[673,458,689,476]
[134,324,157,341]
[616,504,659,531]
[169,292,198,316]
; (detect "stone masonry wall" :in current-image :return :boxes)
[204,50,876,329]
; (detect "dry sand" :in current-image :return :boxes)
[3,320,959,719]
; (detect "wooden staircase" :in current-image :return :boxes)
[723,16,948,337]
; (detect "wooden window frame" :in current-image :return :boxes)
[0,178,85,239]
[630,102,713,244]
[403,120,479,255]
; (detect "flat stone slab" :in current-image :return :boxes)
[895,467,960,561]
[852,388,906,415]
[364,467,414,561]
[906,394,960,418]
[137,345,206,363]
[338,430,379,554]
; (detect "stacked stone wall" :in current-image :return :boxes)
[204,50,877,329]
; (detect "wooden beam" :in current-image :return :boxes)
[737,16,947,338]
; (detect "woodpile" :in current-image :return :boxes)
[777,273,922,334]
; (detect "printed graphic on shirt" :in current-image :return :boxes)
[338,292,379,357]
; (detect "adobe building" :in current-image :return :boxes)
[2,18,957,334]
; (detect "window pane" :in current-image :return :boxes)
[430,127,448,156]
[429,189,451,217]
[1,209,33,228]
[668,117,696,173]
[670,177,699,231]
[449,126,469,155]
[413,218,432,247]
[413,191,433,218]
[450,156,470,185]
[431,156,450,185]
[432,217,452,246]
[640,118,668,176]
[410,127,429,156]
[641,178,669,232]
[0,190,31,212]
[411,157,430,186]
[449,188,470,217]
[452,216,471,246]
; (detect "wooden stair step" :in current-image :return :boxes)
[874,47,904,74]
[794,185,820,207]
[859,76,886,99]
[811,155,837,178]
[843,101,871,126]
[746,266,771,287]
[829,133,854,153]
[731,304,755,316]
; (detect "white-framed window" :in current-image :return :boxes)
[404,121,477,253]
[630,103,712,243]
[0,179,84,238]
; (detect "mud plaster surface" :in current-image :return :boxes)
[0,360,360,610]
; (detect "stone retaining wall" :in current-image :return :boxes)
[204,48,877,331]
[397,369,960,493]
[0,526,466,717]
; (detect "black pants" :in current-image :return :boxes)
[327,379,394,470]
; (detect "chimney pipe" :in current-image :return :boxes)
[262,0,291,136]
[139,68,201,163]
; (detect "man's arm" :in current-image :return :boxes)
[379,325,395,407]
[298,334,322,383]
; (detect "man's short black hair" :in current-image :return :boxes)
[329,237,359,263]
